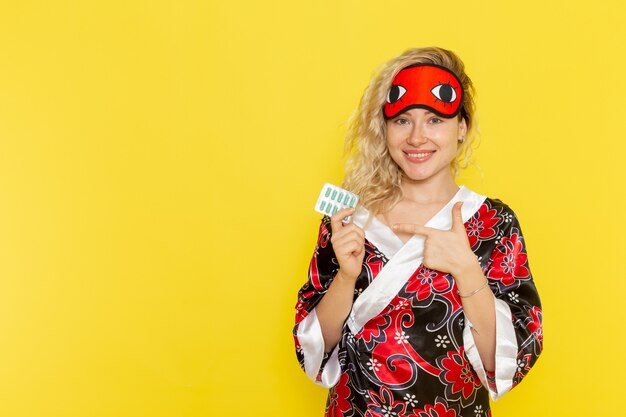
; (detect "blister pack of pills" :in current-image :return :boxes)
[314,183,359,220]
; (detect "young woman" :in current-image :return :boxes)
[294,47,542,417]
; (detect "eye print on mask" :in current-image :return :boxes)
[387,85,407,104]
[383,64,464,119]
[431,83,457,104]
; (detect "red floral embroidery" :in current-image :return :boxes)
[438,347,482,403]
[405,401,458,417]
[365,385,406,417]
[327,373,352,417]
[319,221,332,248]
[364,241,386,277]
[528,305,543,348]
[487,231,530,286]
[405,266,452,301]
[514,353,532,385]
[356,312,391,345]
[466,206,500,248]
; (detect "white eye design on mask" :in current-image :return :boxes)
[431,83,457,103]
[386,85,407,104]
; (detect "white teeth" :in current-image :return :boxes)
[407,152,432,158]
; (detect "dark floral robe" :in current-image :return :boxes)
[294,187,543,417]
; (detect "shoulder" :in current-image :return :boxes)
[469,195,524,231]
[459,187,514,220]
[459,187,518,219]
[483,197,515,215]
[479,197,526,235]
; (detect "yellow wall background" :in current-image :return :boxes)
[0,1,623,416]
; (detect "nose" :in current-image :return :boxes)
[407,123,428,146]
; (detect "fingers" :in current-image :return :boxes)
[329,208,366,278]
[330,207,356,231]
[332,225,365,247]
[333,237,364,257]
[393,201,465,237]
[330,207,364,249]
[393,223,432,236]
[451,201,465,232]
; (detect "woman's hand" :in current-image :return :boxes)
[316,207,364,351]
[395,202,496,371]
[393,202,476,277]
[330,207,365,282]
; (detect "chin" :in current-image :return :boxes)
[402,171,432,182]
[402,165,452,184]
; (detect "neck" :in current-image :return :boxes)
[400,172,459,204]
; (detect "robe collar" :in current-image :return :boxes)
[346,185,486,334]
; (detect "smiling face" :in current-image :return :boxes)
[386,108,467,186]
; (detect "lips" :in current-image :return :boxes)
[404,150,435,162]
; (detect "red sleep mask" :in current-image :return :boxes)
[383,64,464,119]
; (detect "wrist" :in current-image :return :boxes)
[335,269,358,284]
[451,255,489,295]
[451,254,482,279]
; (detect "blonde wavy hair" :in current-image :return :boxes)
[342,47,477,215]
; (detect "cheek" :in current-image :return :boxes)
[431,127,459,147]
[386,124,409,144]
[385,133,401,153]
[384,141,403,166]
[428,122,457,136]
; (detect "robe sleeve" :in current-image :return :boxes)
[463,204,543,400]
[293,216,342,388]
